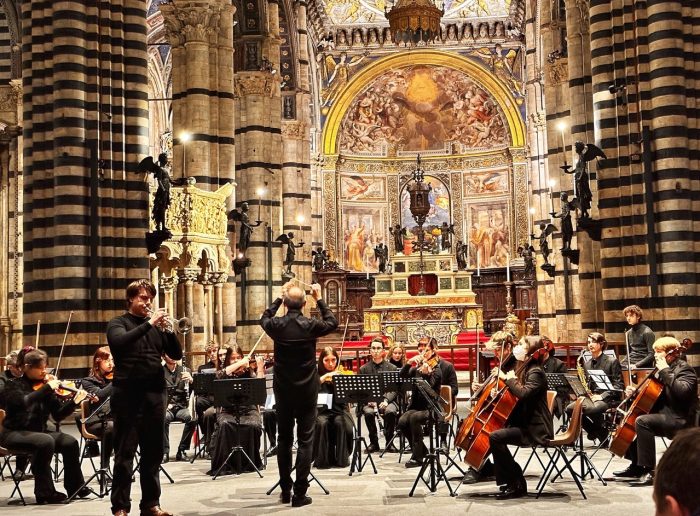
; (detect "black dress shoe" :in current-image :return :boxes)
[72,486,93,499]
[279,492,291,504]
[405,459,422,468]
[36,491,68,504]
[496,478,528,500]
[384,443,399,453]
[628,472,654,486]
[461,467,493,484]
[613,465,643,478]
[365,443,380,453]
[175,450,188,461]
[162,454,170,464]
[291,495,312,507]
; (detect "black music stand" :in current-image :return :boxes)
[67,397,113,501]
[379,373,414,459]
[409,379,454,497]
[190,373,216,463]
[211,378,266,480]
[334,374,381,476]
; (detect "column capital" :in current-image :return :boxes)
[178,268,200,284]
[160,273,179,291]
[160,2,235,47]
[281,120,307,140]
[234,71,278,98]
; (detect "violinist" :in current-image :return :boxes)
[208,345,264,476]
[613,337,698,486]
[194,340,218,452]
[313,346,354,468]
[488,336,553,499]
[0,349,92,504]
[398,339,443,468]
[359,338,398,453]
[162,353,196,462]
[106,278,182,516]
[565,332,623,443]
[424,337,459,454]
[462,331,515,484]
[81,346,115,468]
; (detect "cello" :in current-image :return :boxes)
[608,340,691,457]
[454,340,529,470]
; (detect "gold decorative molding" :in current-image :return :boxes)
[322,171,337,255]
[512,162,529,247]
[387,175,399,227]
[450,172,464,240]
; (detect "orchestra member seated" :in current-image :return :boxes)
[162,353,196,462]
[540,336,569,419]
[208,346,264,475]
[199,346,229,454]
[489,336,553,499]
[194,340,218,449]
[423,337,458,454]
[262,362,278,457]
[388,343,406,369]
[462,331,515,484]
[0,349,92,504]
[398,341,443,468]
[566,332,623,443]
[81,346,115,468]
[654,427,700,516]
[313,347,353,469]
[614,337,698,486]
[359,338,398,453]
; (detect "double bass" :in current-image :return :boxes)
[608,340,691,457]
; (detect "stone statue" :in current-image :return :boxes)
[551,192,576,251]
[389,224,409,255]
[229,201,260,252]
[374,243,388,273]
[535,222,557,265]
[312,246,325,271]
[455,240,468,270]
[276,232,304,274]
[440,222,455,251]
[570,140,606,219]
[138,153,172,232]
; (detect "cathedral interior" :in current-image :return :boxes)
[0,0,698,375]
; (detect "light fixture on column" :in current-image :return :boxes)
[296,214,306,246]
[385,0,443,47]
[180,131,191,179]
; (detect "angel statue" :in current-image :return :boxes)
[389,224,409,255]
[374,242,389,273]
[455,240,468,270]
[138,152,171,233]
[567,141,606,219]
[519,243,536,276]
[535,222,557,266]
[229,202,261,252]
[550,192,577,251]
[276,232,304,275]
[312,246,325,272]
[440,222,455,251]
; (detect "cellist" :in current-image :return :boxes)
[462,330,516,484]
[489,336,553,499]
[613,336,697,486]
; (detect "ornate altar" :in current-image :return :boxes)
[364,253,482,346]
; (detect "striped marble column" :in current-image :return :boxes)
[21,0,150,377]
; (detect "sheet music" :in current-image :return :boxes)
[317,393,333,410]
[587,369,620,391]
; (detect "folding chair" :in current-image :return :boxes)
[0,409,29,505]
[521,390,558,472]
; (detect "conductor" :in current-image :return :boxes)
[260,282,338,507]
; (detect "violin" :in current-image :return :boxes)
[104,371,114,380]
[33,375,99,403]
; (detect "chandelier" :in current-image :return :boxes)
[385,0,443,46]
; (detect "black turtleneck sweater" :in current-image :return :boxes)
[106,312,182,390]
[1,376,77,432]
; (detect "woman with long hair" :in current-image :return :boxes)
[208,345,264,475]
[488,336,553,499]
[312,346,354,468]
[388,343,406,369]
[81,346,115,467]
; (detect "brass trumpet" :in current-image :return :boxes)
[146,307,192,335]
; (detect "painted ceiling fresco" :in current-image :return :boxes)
[337,64,509,155]
[319,0,511,26]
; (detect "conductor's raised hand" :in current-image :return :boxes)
[311,283,322,301]
[280,281,293,299]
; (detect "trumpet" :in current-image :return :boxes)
[146,307,192,335]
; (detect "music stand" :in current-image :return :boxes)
[67,397,113,501]
[190,373,216,463]
[211,378,266,480]
[379,373,414,459]
[334,374,381,476]
[408,379,454,497]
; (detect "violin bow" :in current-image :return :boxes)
[245,332,267,361]
[53,311,74,378]
[35,319,41,348]
[337,315,350,369]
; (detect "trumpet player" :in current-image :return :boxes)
[106,279,182,516]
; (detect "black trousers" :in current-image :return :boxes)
[627,413,686,469]
[263,408,277,445]
[0,430,84,498]
[397,409,429,461]
[362,402,398,445]
[111,384,167,514]
[276,398,316,497]
[195,395,213,440]
[566,398,610,439]
[164,405,196,455]
[489,427,530,487]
